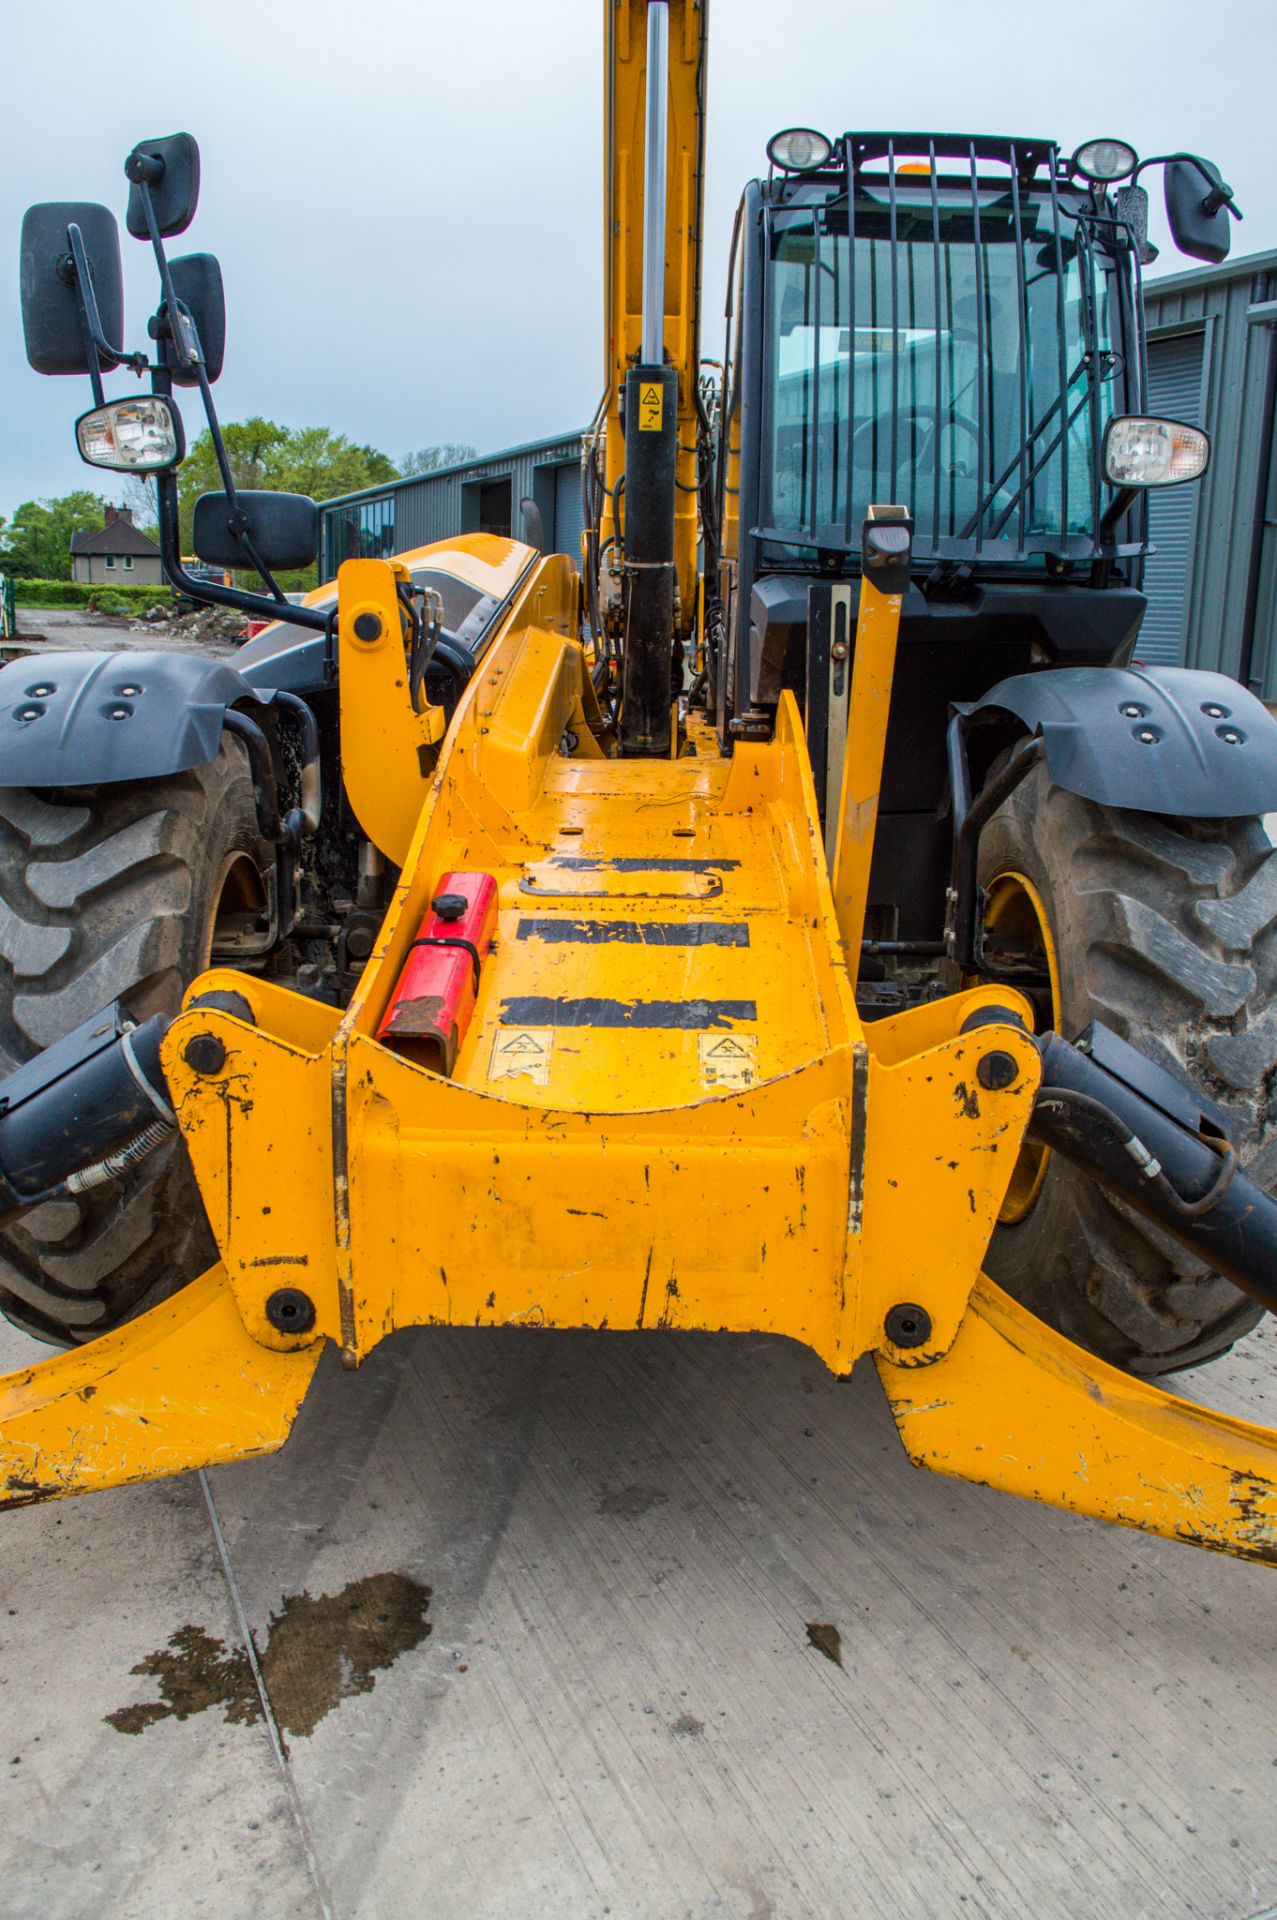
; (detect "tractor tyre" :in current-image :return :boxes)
[0,739,272,1345]
[979,759,1277,1375]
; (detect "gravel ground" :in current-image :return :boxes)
[9,606,242,657]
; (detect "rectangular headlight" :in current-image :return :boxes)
[1103,415,1210,488]
[75,396,184,473]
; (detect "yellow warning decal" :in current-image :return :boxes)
[638,382,664,432]
[489,1027,554,1086]
[698,1031,758,1091]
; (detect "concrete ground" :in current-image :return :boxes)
[2,1304,1277,1920]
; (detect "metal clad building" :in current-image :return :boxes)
[319,432,587,579]
[1141,249,1277,696]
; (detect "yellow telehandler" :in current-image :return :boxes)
[5,3,1277,1565]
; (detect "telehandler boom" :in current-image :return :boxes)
[6,3,1277,1567]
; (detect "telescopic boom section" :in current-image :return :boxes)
[602,0,707,754]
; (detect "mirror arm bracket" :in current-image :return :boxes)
[74,293,106,409]
[1132,152,1244,220]
[64,222,148,383]
[1090,486,1141,589]
[132,179,281,592]
[152,467,327,634]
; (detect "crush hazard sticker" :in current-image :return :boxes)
[489,1027,554,1086]
[698,1031,758,1090]
[638,381,664,431]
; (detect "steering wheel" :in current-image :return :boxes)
[852,406,983,478]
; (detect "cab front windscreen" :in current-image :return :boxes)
[764,171,1126,567]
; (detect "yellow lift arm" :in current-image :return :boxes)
[598,0,706,649]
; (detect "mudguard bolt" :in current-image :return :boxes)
[353,612,382,642]
[885,1303,931,1349]
[977,1049,1018,1091]
[266,1288,316,1335]
[183,1032,226,1075]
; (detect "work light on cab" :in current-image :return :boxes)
[1071,137,1138,182]
[75,395,184,472]
[767,127,832,172]
[1103,414,1210,487]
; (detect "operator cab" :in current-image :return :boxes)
[712,126,1234,942]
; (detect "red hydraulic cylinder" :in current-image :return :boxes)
[376,871,498,1075]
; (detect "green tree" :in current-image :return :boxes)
[400,442,478,476]
[177,418,399,552]
[0,491,107,580]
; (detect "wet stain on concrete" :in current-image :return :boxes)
[597,1482,670,1518]
[671,1713,704,1737]
[106,1571,433,1741]
[805,1622,843,1668]
[105,1625,256,1735]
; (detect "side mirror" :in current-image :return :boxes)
[160,252,226,385]
[193,491,320,572]
[1165,157,1233,264]
[125,133,200,240]
[19,202,124,375]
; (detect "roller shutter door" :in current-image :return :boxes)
[554,460,586,562]
[1136,331,1205,666]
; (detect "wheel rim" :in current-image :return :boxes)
[205,849,272,966]
[983,870,1061,1225]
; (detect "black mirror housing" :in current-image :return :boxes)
[20,202,124,376]
[162,253,226,385]
[125,133,200,240]
[193,491,320,572]
[1165,157,1232,264]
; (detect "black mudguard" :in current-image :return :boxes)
[0,650,271,786]
[965,664,1277,818]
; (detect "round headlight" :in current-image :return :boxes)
[767,128,833,173]
[1103,415,1210,489]
[1071,138,1138,183]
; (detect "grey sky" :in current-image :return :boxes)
[3,0,1275,514]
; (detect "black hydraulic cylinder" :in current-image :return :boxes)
[1029,1025,1277,1316]
[0,1004,172,1223]
[618,363,678,757]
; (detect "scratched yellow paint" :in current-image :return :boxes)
[879,1275,1277,1563]
[0,1267,320,1509]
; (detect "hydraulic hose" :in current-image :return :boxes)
[1028,1028,1277,1316]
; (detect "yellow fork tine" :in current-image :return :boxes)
[0,1265,322,1508]
[878,1273,1277,1563]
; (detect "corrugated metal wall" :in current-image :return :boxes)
[1136,333,1206,666]
[1143,251,1277,696]
[320,433,586,578]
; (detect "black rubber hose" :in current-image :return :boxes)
[1029,1032,1277,1315]
[222,709,284,843]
